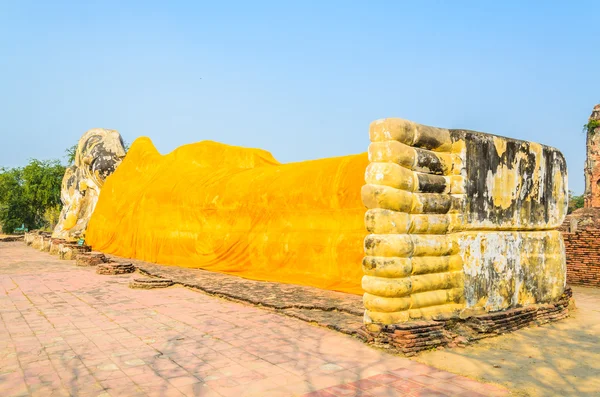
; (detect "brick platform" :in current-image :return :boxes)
[76,251,107,267]
[359,288,573,356]
[58,244,91,260]
[563,230,600,287]
[96,262,136,275]
[129,277,174,289]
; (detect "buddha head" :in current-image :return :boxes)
[52,128,126,240]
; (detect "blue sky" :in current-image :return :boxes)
[1,1,598,193]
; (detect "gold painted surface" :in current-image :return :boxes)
[86,138,369,294]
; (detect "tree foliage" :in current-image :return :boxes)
[583,119,600,135]
[0,159,65,233]
[65,144,77,165]
[3,137,130,234]
[568,191,585,214]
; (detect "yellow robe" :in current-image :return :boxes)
[86,137,368,294]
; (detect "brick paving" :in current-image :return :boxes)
[0,242,508,396]
[107,254,364,336]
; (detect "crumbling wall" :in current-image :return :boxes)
[584,104,600,207]
[559,104,600,287]
[563,229,600,287]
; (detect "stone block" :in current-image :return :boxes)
[76,252,106,266]
[96,262,135,275]
[128,278,173,289]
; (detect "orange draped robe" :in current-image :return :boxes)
[86,137,368,294]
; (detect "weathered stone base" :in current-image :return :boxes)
[96,262,135,275]
[358,288,573,356]
[30,233,52,251]
[49,239,67,255]
[129,278,173,289]
[24,232,92,260]
[0,235,24,242]
[76,252,107,267]
[25,231,50,246]
[58,244,91,260]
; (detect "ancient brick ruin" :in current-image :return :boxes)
[584,105,600,208]
[561,104,600,287]
[562,228,600,286]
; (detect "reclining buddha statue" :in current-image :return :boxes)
[54,118,568,326]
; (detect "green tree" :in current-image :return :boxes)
[0,167,30,233]
[0,159,65,233]
[65,144,77,165]
[568,191,585,214]
[22,159,65,227]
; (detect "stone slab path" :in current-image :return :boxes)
[0,242,508,397]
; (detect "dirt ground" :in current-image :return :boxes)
[415,286,600,396]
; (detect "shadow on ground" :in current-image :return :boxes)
[2,242,508,397]
[3,241,591,396]
[415,286,600,396]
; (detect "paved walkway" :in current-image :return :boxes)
[0,242,508,397]
[106,254,364,336]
